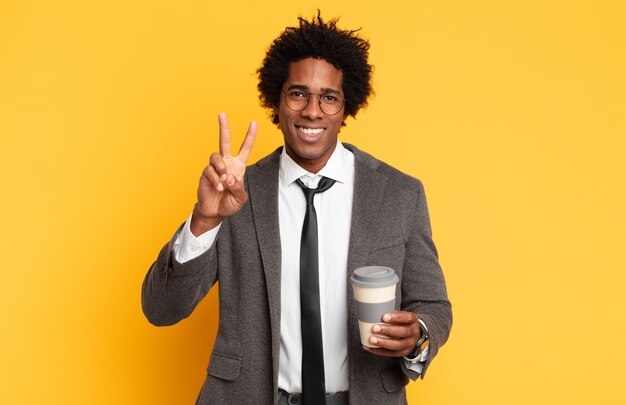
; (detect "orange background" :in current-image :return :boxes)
[1,1,625,404]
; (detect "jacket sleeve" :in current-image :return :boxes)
[400,181,453,379]
[141,223,219,326]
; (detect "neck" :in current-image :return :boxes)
[284,142,338,174]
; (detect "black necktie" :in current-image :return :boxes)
[296,176,335,405]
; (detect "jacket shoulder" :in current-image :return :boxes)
[344,143,424,191]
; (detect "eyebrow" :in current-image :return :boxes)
[286,84,342,95]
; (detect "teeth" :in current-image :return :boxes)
[298,127,324,135]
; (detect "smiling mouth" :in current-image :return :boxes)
[297,126,325,135]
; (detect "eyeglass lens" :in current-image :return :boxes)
[284,90,344,115]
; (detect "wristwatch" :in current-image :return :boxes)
[405,319,430,361]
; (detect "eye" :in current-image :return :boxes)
[321,94,339,103]
[287,90,308,99]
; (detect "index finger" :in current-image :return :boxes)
[218,112,232,157]
[382,310,418,325]
[236,120,258,164]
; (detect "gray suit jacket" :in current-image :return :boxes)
[142,144,452,405]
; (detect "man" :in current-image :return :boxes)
[143,13,451,405]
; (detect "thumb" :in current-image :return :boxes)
[224,174,248,203]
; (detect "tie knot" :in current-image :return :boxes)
[296,176,336,204]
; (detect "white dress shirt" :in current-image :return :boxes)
[173,141,426,393]
[276,142,354,393]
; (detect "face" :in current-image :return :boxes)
[278,58,345,173]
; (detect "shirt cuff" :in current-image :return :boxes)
[174,213,221,263]
[404,357,425,374]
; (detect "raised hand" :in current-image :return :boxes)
[191,112,258,236]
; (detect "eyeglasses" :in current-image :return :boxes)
[282,89,345,115]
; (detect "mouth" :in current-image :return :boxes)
[296,126,325,135]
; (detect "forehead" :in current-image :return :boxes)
[284,58,343,92]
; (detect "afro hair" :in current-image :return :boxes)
[257,11,374,125]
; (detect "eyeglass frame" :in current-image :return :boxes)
[281,89,346,116]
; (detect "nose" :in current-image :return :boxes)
[301,94,324,119]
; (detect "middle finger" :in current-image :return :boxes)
[373,324,415,339]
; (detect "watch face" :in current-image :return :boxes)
[414,319,430,356]
[418,337,430,351]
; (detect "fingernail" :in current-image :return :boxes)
[217,183,224,191]
[372,325,381,333]
[370,336,378,344]
[227,177,235,186]
[220,174,227,181]
[383,314,392,322]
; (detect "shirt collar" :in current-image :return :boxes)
[279,141,354,187]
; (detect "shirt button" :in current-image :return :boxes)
[289,396,299,404]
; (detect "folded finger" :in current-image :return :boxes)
[204,165,224,192]
[209,152,228,176]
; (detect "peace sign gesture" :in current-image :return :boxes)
[191,113,258,236]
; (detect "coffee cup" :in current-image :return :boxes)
[350,266,399,348]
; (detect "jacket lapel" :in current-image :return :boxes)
[245,148,283,392]
[343,144,388,388]
[345,144,387,273]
